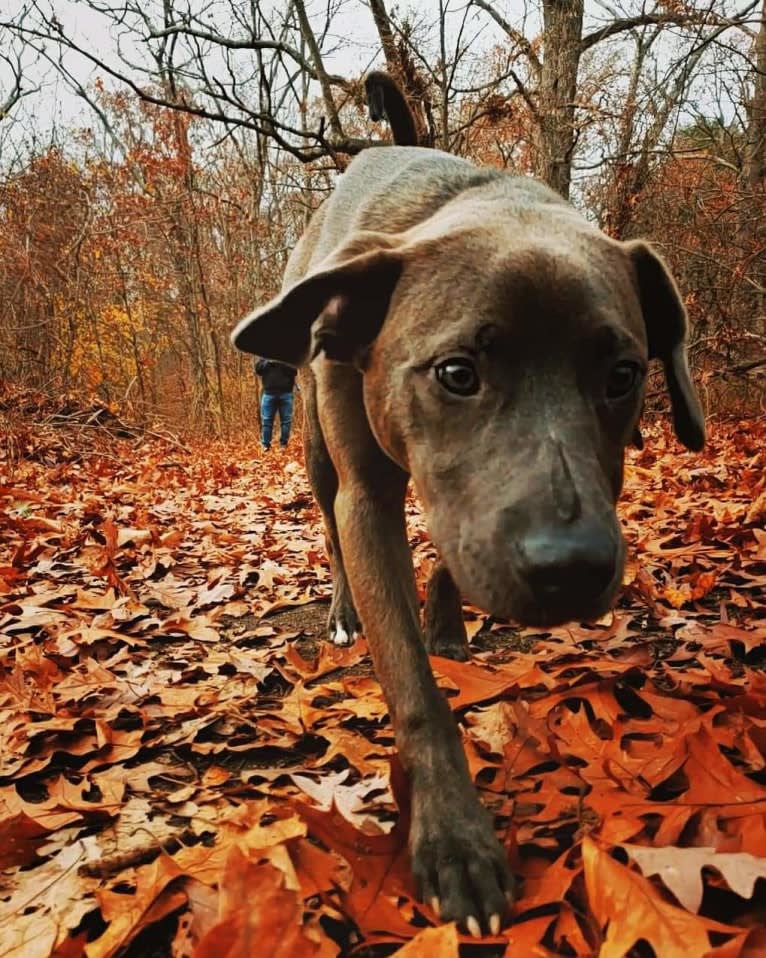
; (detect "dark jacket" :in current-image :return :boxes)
[255,359,297,394]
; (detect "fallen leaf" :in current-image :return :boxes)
[193,853,328,958]
[582,836,741,957]
[623,844,766,914]
[391,923,459,956]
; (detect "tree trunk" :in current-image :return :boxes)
[744,0,766,191]
[538,0,584,199]
[742,0,766,342]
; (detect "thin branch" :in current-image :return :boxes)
[146,22,352,91]
[0,48,41,119]
[292,0,343,140]
[469,0,542,80]
[581,1,761,53]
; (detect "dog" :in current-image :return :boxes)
[231,73,705,936]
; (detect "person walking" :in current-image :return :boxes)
[254,358,297,450]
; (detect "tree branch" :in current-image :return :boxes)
[146,22,352,91]
[3,15,370,163]
[469,0,542,79]
[0,48,41,119]
[581,2,761,53]
[292,0,343,141]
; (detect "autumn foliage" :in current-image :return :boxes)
[1,396,764,957]
[2,68,764,435]
[0,92,312,434]
[620,143,766,414]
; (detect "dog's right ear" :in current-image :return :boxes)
[626,241,706,451]
[231,233,404,367]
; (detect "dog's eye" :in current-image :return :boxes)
[435,359,480,396]
[606,361,643,400]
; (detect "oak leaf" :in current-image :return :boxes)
[582,836,741,957]
[295,798,416,938]
[192,852,329,958]
[623,843,766,914]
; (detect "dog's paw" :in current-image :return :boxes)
[329,622,361,646]
[425,634,470,661]
[411,791,514,936]
[327,601,362,646]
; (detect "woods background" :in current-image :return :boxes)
[1,0,764,435]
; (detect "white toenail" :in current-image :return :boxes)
[466,916,482,939]
[332,625,350,646]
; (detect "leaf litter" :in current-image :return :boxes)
[0,406,765,957]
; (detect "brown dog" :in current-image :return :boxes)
[231,75,705,936]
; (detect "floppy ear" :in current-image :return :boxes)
[626,241,705,451]
[230,232,404,368]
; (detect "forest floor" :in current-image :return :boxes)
[1,390,765,957]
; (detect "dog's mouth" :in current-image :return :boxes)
[447,522,626,629]
[506,577,622,629]
[471,574,622,629]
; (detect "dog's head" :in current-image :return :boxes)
[232,202,704,627]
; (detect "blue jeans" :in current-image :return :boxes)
[260,391,294,448]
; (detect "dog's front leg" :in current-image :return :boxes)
[424,563,470,660]
[333,470,513,935]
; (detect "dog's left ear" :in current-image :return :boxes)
[626,241,705,451]
[231,232,404,367]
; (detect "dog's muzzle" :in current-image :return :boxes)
[517,518,619,604]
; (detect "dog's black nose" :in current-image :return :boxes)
[519,520,617,602]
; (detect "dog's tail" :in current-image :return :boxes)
[365,71,419,147]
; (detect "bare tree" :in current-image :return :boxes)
[1,0,373,167]
[599,12,745,238]
[0,29,42,166]
[744,0,766,189]
[469,0,761,198]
